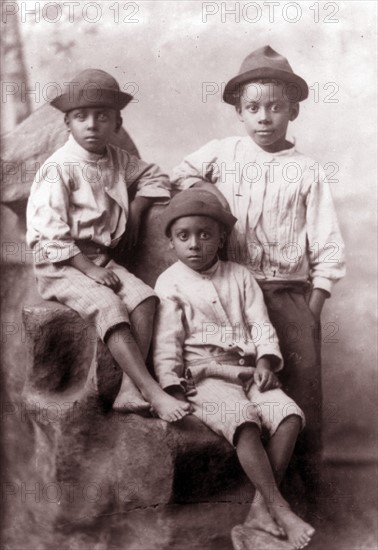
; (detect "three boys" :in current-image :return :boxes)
[27,46,345,546]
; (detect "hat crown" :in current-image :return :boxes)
[162,189,237,236]
[239,45,293,76]
[70,69,121,91]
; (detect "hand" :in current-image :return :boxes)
[254,359,281,392]
[308,288,328,321]
[86,265,120,290]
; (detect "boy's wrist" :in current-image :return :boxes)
[256,355,279,371]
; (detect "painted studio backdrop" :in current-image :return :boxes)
[1,0,377,548]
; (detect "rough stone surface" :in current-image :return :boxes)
[22,303,242,526]
[231,524,294,550]
[0,102,139,214]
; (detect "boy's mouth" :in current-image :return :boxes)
[256,130,274,135]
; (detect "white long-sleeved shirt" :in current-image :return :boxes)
[153,260,283,391]
[27,134,170,264]
[172,136,345,294]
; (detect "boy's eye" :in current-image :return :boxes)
[200,232,209,239]
[97,113,109,121]
[74,112,85,120]
[247,104,259,113]
[271,104,281,112]
[177,233,187,241]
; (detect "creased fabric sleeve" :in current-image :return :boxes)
[26,165,81,263]
[306,168,346,294]
[152,293,187,390]
[124,152,171,201]
[171,139,221,190]
[242,269,284,371]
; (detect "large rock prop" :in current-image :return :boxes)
[22,303,243,527]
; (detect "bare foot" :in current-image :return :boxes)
[245,500,285,538]
[269,503,315,549]
[149,392,191,422]
[113,374,150,413]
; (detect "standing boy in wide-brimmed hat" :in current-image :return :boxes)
[171,46,346,507]
[27,69,191,422]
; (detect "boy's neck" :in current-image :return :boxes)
[249,136,295,154]
[67,134,108,159]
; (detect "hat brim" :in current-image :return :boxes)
[223,68,309,105]
[50,88,133,112]
[162,201,237,236]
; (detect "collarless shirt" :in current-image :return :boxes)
[153,260,283,391]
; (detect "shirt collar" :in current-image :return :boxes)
[177,259,220,279]
[66,134,111,164]
[242,135,297,160]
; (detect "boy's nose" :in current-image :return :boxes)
[86,116,97,129]
[188,236,200,249]
[258,107,271,123]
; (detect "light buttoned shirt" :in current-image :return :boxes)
[153,260,283,391]
[27,135,170,263]
[172,136,345,294]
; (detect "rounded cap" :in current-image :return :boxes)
[223,45,308,105]
[50,69,133,112]
[162,189,237,236]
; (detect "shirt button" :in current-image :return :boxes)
[96,248,101,253]
[238,358,245,366]
[210,360,217,366]
[104,186,108,191]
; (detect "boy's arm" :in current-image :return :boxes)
[66,252,120,290]
[306,166,346,315]
[241,266,284,392]
[152,283,188,394]
[171,139,221,190]
[26,163,81,264]
[123,153,171,249]
[242,268,284,372]
[171,139,231,209]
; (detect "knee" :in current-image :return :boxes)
[134,296,157,317]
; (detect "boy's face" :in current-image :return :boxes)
[236,82,299,153]
[65,107,121,154]
[169,216,225,272]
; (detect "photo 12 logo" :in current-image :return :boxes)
[202,2,340,24]
[1,2,140,24]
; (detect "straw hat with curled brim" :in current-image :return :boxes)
[161,189,237,236]
[223,45,309,105]
[50,69,133,113]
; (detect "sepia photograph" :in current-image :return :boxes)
[1,1,377,549]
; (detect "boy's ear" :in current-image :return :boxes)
[289,102,300,122]
[168,236,174,249]
[235,104,244,123]
[64,113,70,130]
[115,115,123,133]
[218,230,227,249]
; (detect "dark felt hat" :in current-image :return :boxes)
[162,189,237,236]
[223,45,309,105]
[50,69,133,112]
